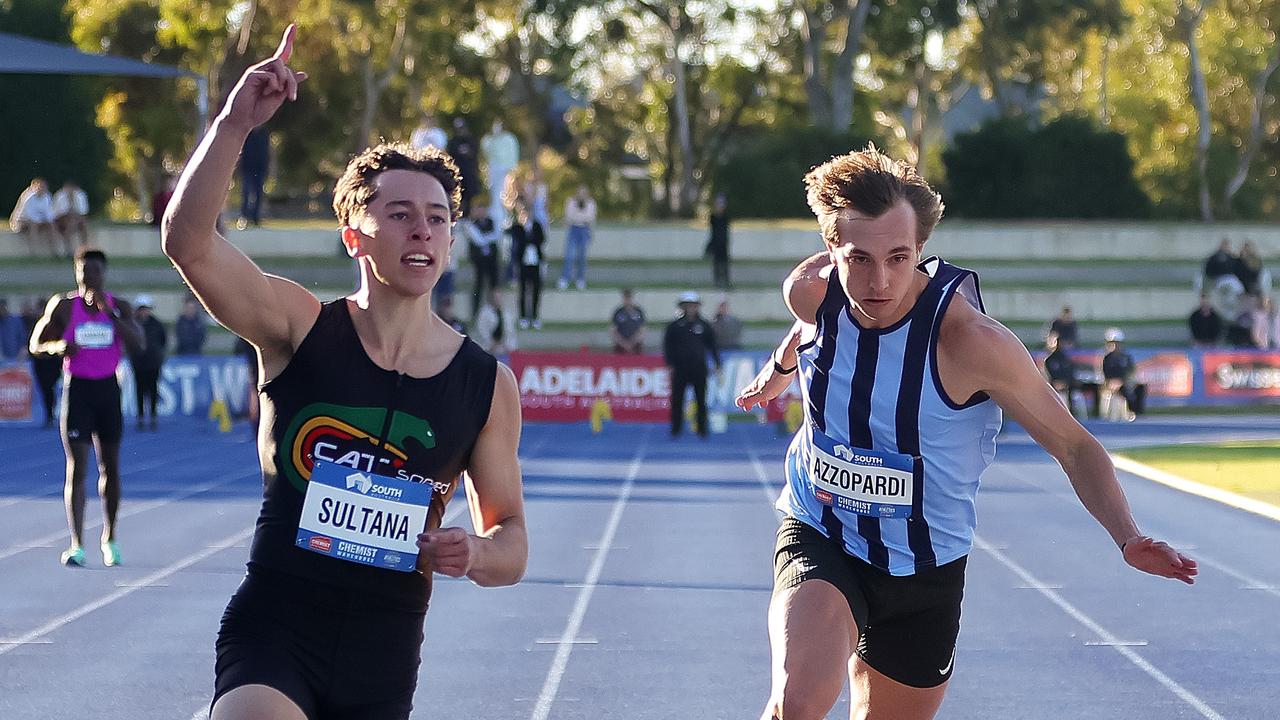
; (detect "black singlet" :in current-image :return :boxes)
[248,299,497,611]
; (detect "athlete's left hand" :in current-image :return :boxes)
[1122,536,1198,584]
[417,527,475,577]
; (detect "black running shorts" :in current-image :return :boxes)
[773,517,966,688]
[214,567,426,720]
[62,375,123,444]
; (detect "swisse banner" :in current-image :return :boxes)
[1202,352,1280,397]
[509,352,672,422]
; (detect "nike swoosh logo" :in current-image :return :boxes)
[938,651,955,675]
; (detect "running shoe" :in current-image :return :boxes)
[101,540,122,567]
[61,545,86,567]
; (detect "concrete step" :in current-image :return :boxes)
[4,220,1278,261]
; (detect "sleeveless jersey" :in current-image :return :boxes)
[249,300,497,610]
[63,292,122,379]
[778,257,1003,575]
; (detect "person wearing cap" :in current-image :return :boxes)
[1102,327,1140,421]
[129,294,168,430]
[663,291,721,437]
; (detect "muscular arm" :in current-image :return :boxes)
[161,27,317,380]
[30,296,70,355]
[735,251,828,410]
[424,364,527,587]
[940,303,1196,583]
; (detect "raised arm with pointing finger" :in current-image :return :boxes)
[165,27,527,720]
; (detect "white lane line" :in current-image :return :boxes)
[0,467,257,561]
[974,535,1226,720]
[530,430,649,720]
[1183,550,1280,601]
[742,426,782,505]
[0,526,254,657]
[1111,454,1280,523]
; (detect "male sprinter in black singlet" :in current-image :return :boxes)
[162,26,527,720]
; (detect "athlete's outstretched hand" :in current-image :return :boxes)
[417,527,475,578]
[1122,536,1198,585]
[219,24,307,131]
[736,360,795,411]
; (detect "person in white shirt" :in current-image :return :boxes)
[53,180,90,252]
[558,185,597,290]
[409,112,448,152]
[481,119,519,226]
[9,178,58,257]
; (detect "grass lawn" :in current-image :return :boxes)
[1115,440,1280,507]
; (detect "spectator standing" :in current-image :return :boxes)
[1203,238,1238,281]
[151,174,177,227]
[446,118,481,215]
[525,168,550,229]
[129,295,167,430]
[474,288,518,356]
[706,193,732,289]
[610,288,646,353]
[663,291,721,438]
[10,178,58,257]
[711,298,743,350]
[1049,306,1079,347]
[1042,332,1078,413]
[509,201,546,329]
[481,120,519,226]
[174,297,207,355]
[559,185,596,290]
[457,201,502,320]
[1235,241,1266,295]
[1188,294,1223,347]
[0,298,26,361]
[410,112,448,152]
[52,180,90,252]
[22,297,60,427]
[238,126,270,228]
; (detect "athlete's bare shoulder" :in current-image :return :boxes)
[783,251,831,324]
[937,295,1029,396]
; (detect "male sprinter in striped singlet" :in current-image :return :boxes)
[736,147,1197,720]
[163,26,526,720]
[30,248,143,567]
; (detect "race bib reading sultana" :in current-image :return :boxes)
[807,428,916,519]
[295,460,431,572]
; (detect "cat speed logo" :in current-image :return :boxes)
[281,403,440,493]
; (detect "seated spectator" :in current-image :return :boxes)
[1235,241,1267,295]
[1042,332,1083,418]
[175,296,207,355]
[0,298,26,361]
[52,180,89,252]
[474,288,517,356]
[1102,328,1142,421]
[1188,294,1223,348]
[711,297,743,350]
[9,178,58,257]
[1049,306,1078,347]
[1226,293,1265,349]
[437,297,467,335]
[610,287,646,354]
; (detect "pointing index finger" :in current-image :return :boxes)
[275,23,296,63]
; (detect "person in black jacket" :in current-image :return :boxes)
[129,295,167,430]
[509,200,545,329]
[706,194,731,289]
[663,291,721,437]
[1188,294,1223,347]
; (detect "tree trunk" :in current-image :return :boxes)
[829,0,873,131]
[798,2,832,128]
[909,56,929,176]
[1222,47,1280,211]
[358,55,377,152]
[1178,1,1215,221]
[975,3,1014,116]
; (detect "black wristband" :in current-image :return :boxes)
[773,360,797,375]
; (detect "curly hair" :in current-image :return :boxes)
[332,142,463,227]
[803,144,944,246]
